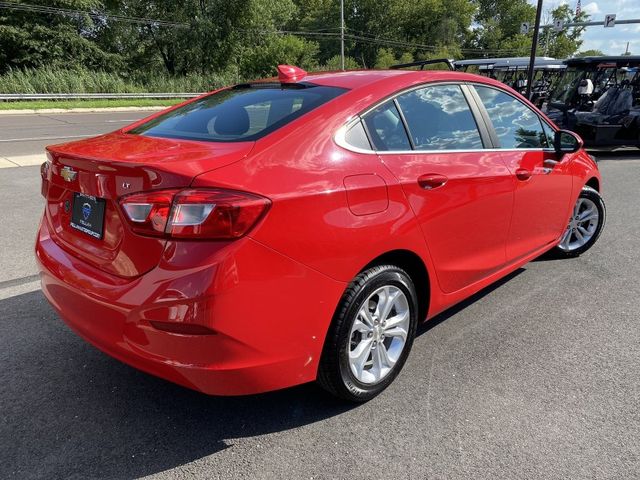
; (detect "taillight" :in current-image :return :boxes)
[119,188,270,239]
[169,189,270,239]
[40,154,52,198]
[120,190,177,237]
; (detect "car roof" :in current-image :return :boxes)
[296,69,501,90]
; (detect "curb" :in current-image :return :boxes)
[0,106,168,115]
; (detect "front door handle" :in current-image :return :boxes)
[515,168,532,181]
[418,173,448,190]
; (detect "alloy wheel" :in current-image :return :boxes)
[347,285,410,384]
[558,197,600,252]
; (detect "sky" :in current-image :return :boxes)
[527,0,640,55]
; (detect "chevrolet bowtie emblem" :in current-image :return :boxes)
[60,166,77,182]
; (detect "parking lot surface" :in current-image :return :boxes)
[0,112,638,479]
[0,111,151,160]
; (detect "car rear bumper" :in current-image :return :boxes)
[36,216,346,395]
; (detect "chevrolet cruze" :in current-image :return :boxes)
[36,65,605,401]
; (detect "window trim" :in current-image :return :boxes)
[392,98,416,150]
[334,81,558,155]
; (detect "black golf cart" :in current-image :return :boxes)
[543,56,640,148]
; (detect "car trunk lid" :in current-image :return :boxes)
[45,132,254,278]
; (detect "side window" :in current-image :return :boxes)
[363,101,411,151]
[541,121,556,148]
[474,85,549,149]
[344,120,372,150]
[395,85,483,150]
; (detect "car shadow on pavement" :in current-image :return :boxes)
[0,290,355,479]
[416,267,525,337]
[1,270,526,479]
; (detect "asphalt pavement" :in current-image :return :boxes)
[0,111,151,160]
[0,111,639,479]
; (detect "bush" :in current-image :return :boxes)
[238,35,320,79]
[319,55,361,71]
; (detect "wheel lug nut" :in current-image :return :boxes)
[367,331,373,338]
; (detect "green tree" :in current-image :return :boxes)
[238,34,320,78]
[100,0,299,77]
[320,55,360,70]
[468,0,536,56]
[575,49,605,57]
[539,4,589,58]
[0,0,122,73]
[374,48,413,69]
[292,0,473,68]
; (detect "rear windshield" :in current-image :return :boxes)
[129,83,347,142]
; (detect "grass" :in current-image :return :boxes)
[0,98,186,110]
[0,67,238,94]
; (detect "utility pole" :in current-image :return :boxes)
[525,0,544,100]
[340,0,345,70]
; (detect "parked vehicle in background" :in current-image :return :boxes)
[37,65,604,402]
[544,56,640,148]
[490,59,565,107]
[454,57,564,107]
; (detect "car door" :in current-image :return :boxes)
[470,85,574,261]
[362,83,515,294]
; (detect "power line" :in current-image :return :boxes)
[0,1,531,57]
[0,1,189,28]
[343,27,531,55]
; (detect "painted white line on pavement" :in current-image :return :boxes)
[0,157,19,168]
[10,153,47,166]
[0,280,41,301]
[0,153,46,168]
[0,106,168,115]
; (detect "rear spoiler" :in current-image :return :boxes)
[390,58,455,71]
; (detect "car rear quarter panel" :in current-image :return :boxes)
[191,101,434,287]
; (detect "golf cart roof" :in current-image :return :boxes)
[565,56,640,68]
[454,57,557,69]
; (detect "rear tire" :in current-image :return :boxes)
[317,265,418,402]
[554,185,605,258]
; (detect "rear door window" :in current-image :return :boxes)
[129,84,347,142]
[395,85,484,150]
[344,120,373,150]
[362,101,412,151]
[474,85,549,148]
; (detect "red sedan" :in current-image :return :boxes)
[36,65,605,401]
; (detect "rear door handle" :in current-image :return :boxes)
[515,168,532,181]
[418,173,448,190]
[543,159,559,169]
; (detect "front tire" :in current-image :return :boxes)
[317,265,419,402]
[554,185,606,257]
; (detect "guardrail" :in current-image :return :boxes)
[0,93,203,100]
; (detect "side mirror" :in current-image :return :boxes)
[554,129,583,155]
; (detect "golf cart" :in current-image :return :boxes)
[543,56,640,148]
[453,57,564,106]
